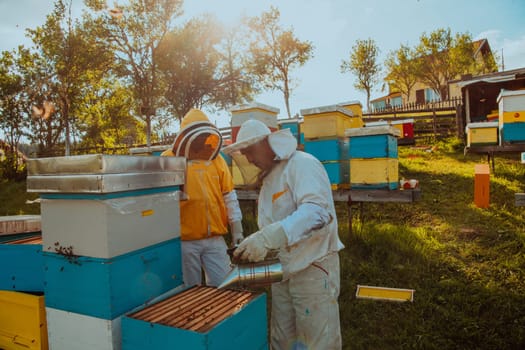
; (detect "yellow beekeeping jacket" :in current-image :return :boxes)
[161,108,233,240]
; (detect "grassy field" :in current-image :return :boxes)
[2,138,525,349]
[336,139,525,349]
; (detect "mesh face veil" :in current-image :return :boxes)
[172,122,222,161]
[222,120,273,187]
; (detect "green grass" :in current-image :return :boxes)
[336,140,525,349]
[2,138,525,349]
[0,179,40,216]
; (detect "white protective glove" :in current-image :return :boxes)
[234,222,287,262]
[230,220,244,246]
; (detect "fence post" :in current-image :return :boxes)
[456,103,464,139]
[432,105,437,138]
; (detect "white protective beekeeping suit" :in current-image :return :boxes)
[224,120,344,349]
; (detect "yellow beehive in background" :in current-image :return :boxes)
[300,105,364,139]
[466,122,499,146]
[0,290,48,350]
[497,89,525,143]
[497,89,525,124]
[338,100,363,118]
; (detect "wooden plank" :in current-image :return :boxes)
[333,188,421,203]
[464,143,525,155]
[237,189,421,204]
[0,215,41,235]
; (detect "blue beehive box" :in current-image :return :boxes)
[0,235,44,292]
[348,134,398,159]
[43,237,183,320]
[322,161,350,189]
[279,120,299,135]
[345,125,400,159]
[304,138,349,162]
[500,122,525,143]
[122,286,268,350]
[220,151,232,166]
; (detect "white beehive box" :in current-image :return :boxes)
[26,154,185,259]
[40,192,181,259]
[46,307,122,350]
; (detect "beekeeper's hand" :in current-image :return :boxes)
[230,220,244,246]
[234,222,287,262]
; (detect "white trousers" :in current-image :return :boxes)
[271,253,342,350]
[181,236,232,287]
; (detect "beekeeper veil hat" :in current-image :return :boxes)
[172,109,222,161]
[222,119,297,186]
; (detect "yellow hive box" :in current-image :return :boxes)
[500,111,525,123]
[301,105,364,139]
[466,122,499,146]
[350,158,399,190]
[0,290,48,350]
[338,100,363,118]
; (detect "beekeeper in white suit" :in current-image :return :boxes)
[223,119,344,350]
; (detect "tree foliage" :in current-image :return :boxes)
[384,44,420,101]
[26,0,113,155]
[341,38,381,112]
[245,6,314,118]
[75,78,144,150]
[86,0,184,146]
[157,15,256,122]
[0,50,30,179]
[415,27,489,100]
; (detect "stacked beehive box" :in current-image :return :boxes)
[278,117,302,146]
[26,154,186,350]
[390,119,415,145]
[365,119,415,145]
[230,102,279,142]
[0,232,47,350]
[345,125,401,190]
[338,100,363,118]
[301,105,364,189]
[497,89,525,144]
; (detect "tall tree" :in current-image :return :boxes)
[384,44,420,102]
[0,50,30,179]
[157,15,256,122]
[76,78,145,151]
[341,38,381,112]
[245,7,314,118]
[210,25,259,113]
[414,28,490,100]
[86,0,184,146]
[27,0,113,155]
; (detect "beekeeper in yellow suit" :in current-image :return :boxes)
[223,119,344,349]
[162,109,243,287]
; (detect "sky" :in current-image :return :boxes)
[1,0,524,129]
